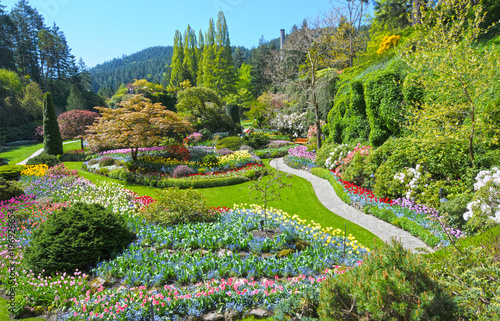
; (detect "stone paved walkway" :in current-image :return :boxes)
[269,158,433,253]
[17,140,79,165]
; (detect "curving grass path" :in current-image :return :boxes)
[1,141,81,165]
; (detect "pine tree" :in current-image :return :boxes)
[200,18,217,88]
[0,2,16,70]
[43,92,63,155]
[169,30,185,88]
[214,11,236,96]
[196,29,204,85]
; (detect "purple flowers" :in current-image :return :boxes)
[288,146,316,162]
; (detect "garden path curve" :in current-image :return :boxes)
[269,157,433,253]
[17,140,79,165]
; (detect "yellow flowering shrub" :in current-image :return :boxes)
[377,35,401,54]
[21,164,49,177]
[218,150,254,167]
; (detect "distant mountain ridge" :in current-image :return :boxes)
[89,46,174,93]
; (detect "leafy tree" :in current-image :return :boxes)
[402,0,500,167]
[182,25,198,85]
[58,109,98,149]
[20,80,43,120]
[372,0,413,32]
[176,86,222,117]
[169,30,186,88]
[199,18,217,88]
[86,95,191,161]
[248,37,273,97]
[42,91,63,156]
[213,11,237,96]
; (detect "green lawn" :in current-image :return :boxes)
[64,161,380,248]
[0,297,45,321]
[1,140,81,165]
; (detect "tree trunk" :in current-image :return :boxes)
[80,137,84,150]
[310,58,322,149]
[412,0,422,26]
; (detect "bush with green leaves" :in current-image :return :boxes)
[139,189,220,226]
[25,152,61,167]
[24,202,135,275]
[42,92,63,156]
[241,133,270,149]
[98,156,115,167]
[215,136,242,150]
[274,286,320,321]
[0,176,24,201]
[318,239,455,320]
[0,164,25,180]
[201,154,219,166]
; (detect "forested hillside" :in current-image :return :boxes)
[89,46,173,95]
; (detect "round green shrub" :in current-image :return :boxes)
[0,165,26,180]
[318,239,455,320]
[98,156,115,167]
[140,189,220,226]
[0,177,24,201]
[26,152,61,167]
[241,133,270,149]
[24,202,135,275]
[216,136,242,150]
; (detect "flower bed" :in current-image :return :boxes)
[0,168,370,319]
[311,168,463,248]
[287,146,316,168]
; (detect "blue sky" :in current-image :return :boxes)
[1,0,357,67]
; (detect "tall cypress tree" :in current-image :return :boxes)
[169,30,185,88]
[43,92,63,155]
[200,18,217,88]
[214,11,236,96]
[182,25,197,85]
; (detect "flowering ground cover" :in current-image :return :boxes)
[287,146,316,168]
[0,164,369,319]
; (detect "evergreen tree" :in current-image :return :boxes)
[10,0,45,83]
[249,37,272,97]
[169,30,185,88]
[66,86,85,110]
[42,91,63,155]
[0,2,16,70]
[182,25,198,85]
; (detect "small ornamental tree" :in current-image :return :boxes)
[85,95,192,161]
[58,110,99,150]
[42,92,63,156]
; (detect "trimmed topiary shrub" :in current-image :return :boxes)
[216,136,242,150]
[172,165,193,178]
[0,165,25,180]
[225,103,241,124]
[0,177,24,201]
[98,156,115,167]
[26,152,61,167]
[42,92,63,156]
[24,202,135,275]
[140,188,220,226]
[318,239,455,320]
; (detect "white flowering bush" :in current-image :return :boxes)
[269,112,307,138]
[323,144,350,170]
[463,167,500,232]
[388,165,432,201]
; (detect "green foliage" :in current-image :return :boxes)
[24,202,135,275]
[438,193,471,231]
[225,103,240,124]
[0,164,25,180]
[0,176,24,201]
[241,133,270,149]
[274,286,320,321]
[342,150,370,187]
[139,189,220,226]
[42,92,63,156]
[429,228,500,320]
[367,206,441,247]
[216,136,242,150]
[318,239,455,320]
[26,152,61,167]
[201,154,219,166]
[158,175,251,189]
[98,156,115,167]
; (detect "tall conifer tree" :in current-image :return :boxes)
[182,25,198,85]
[169,30,185,87]
[43,92,63,155]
